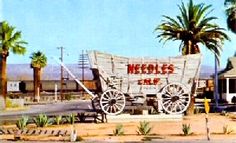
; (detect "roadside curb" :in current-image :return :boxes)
[107,114,183,122]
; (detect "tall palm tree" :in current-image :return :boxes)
[0,21,27,109]
[30,51,47,102]
[225,0,236,33]
[155,0,229,114]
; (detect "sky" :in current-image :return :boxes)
[2,0,236,69]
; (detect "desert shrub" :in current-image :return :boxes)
[220,110,229,116]
[194,107,201,114]
[137,121,152,135]
[231,96,236,104]
[182,124,191,136]
[65,94,73,101]
[54,115,62,125]
[6,98,21,108]
[6,98,12,108]
[76,136,84,141]
[34,114,52,127]
[16,116,29,130]
[66,114,76,124]
[223,125,234,134]
[113,124,124,136]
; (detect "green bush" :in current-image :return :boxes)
[220,110,229,116]
[6,98,12,108]
[6,98,21,108]
[182,124,191,136]
[113,124,124,136]
[66,114,76,124]
[223,125,234,134]
[34,114,52,127]
[54,115,62,125]
[76,136,84,141]
[16,116,29,130]
[137,121,152,135]
[65,94,73,101]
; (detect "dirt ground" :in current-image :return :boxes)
[1,113,236,142]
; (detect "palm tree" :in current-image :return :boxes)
[155,0,229,114]
[225,0,236,33]
[30,51,47,102]
[0,21,27,109]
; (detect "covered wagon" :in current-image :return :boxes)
[87,51,202,115]
[55,50,201,115]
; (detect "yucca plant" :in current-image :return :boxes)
[54,115,62,125]
[16,116,29,130]
[34,114,51,127]
[223,124,234,134]
[113,124,124,136]
[66,114,76,124]
[182,124,191,136]
[137,121,152,135]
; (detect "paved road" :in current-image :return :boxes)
[0,100,93,122]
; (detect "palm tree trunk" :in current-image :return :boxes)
[33,67,41,102]
[186,79,197,115]
[0,54,7,110]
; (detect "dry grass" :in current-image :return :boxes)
[1,113,236,142]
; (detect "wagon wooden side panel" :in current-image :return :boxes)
[88,51,202,115]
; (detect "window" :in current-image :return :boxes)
[229,79,236,93]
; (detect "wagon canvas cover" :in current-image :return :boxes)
[88,50,202,96]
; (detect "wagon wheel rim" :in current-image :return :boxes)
[100,89,126,115]
[161,83,190,114]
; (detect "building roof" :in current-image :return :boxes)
[219,57,236,78]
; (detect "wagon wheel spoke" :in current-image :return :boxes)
[163,100,171,106]
[165,102,172,110]
[101,96,109,101]
[101,101,109,104]
[176,100,185,110]
[108,91,114,98]
[177,88,184,95]
[116,102,125,107]
[116,94,124,100]
[165,90,172,97]
[161,83,190,114]
[179,94,189,99]
[114,104,122,111]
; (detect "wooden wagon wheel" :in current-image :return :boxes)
[99,89,126,115]
[161,83,190,114]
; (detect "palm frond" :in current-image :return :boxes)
[30,51,47,68]
[0,21,27,55]
[155,0,229,63]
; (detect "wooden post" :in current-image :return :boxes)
[55,84,58,102]
[204,98,210,141]
[205,114,210,141]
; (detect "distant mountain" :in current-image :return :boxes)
[7,64,93,80]
[7,64,215,80]
[199,65,215,79]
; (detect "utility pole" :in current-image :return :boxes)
[78,50,89,96]
[58,47,64,101]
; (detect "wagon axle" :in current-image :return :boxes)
[171,96,180,102]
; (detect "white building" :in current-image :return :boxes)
[7,81,20,92]
[219,57,236,103]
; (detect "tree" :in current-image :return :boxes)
[30,51,47,102]
[0,21,27,109]
[155,0,229,114]
[225,0,236,33]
